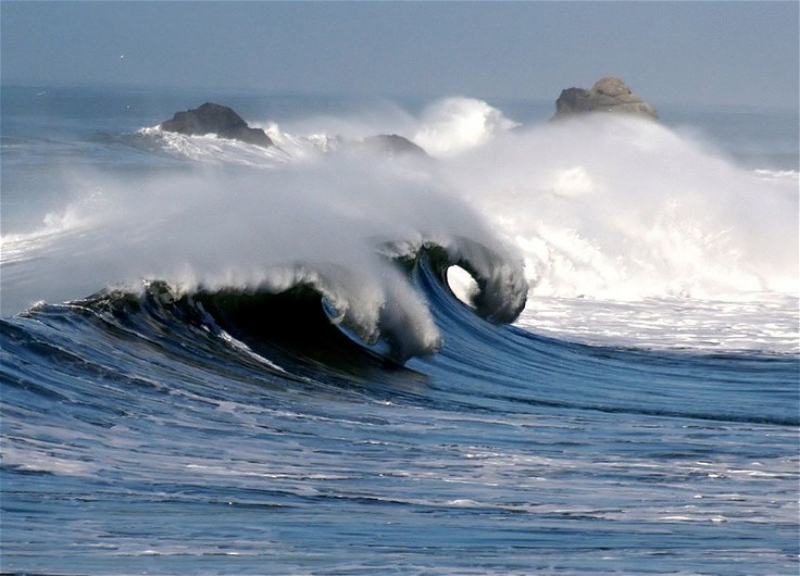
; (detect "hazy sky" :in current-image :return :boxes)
[2,1,798,108]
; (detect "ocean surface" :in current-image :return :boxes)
[1,85,798,575]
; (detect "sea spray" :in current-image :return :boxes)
[2,95,797,352]
[413,97,519,156]
[440,113,798,300]
[0,146,526,358]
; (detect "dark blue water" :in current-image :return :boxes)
[1,85,798,575]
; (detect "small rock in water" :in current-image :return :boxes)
[160,102,273,147]
[553,77,658,120]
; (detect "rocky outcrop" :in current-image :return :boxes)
[160,103,273,147]
[360,134,427,158]
[553,77,658,120]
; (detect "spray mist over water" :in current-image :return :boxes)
[0,146,527,358]
[2,96,797,352]
[440,112,798,300]
[413,97,519,157]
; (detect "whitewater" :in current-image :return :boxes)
[2,91,797,354]
[1,85,798,575]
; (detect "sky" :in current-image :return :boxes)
[1,1,798,108]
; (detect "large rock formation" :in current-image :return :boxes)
[160,102,273,147]
[553,77,658,120]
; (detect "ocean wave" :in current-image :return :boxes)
[412,97,519,156]
[42,236,526,364]
[137,125,293,166]
[441,113,799,300]
[2,95,797,353]
[8,250,796,427]
[2,88,798,576]
[133,102,797,301]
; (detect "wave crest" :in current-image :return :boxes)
[70,234,526,364]
[413,97,518,157]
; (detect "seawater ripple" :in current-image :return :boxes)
[1,87,798,576]
[1,259,798,575]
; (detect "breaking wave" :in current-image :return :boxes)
[1,95,797,355]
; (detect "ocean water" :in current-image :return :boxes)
[1,85,798,575]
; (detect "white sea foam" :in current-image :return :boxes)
[441,113,798,301]
[516,293,799,354]
[0,145,524,359]
[412,97,518,156]
[433,112,798,352]
[2,97,797,353]
[138,125,292,165]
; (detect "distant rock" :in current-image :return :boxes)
[360,134,428,158]
[160,103,273,147]
[553,77,658,120]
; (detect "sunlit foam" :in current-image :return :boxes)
[413,97,518,157]
[442,113,798,301]
[3,98,797,353]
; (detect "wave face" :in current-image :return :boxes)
[1,86,798,575]
[1,253,798,575]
